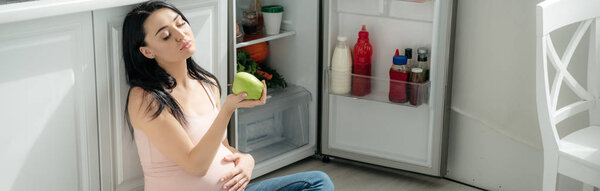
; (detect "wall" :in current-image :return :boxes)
[447,0,590,190]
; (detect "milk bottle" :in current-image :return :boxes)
[330,36,352,94]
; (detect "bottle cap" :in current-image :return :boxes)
[418,47,428,55]
[262,5,284,13]
[393,55,407,65]
[411,68,423,73]
[358,25,369,38]
[405,48,413,59]
[337,36,347,42]
[418,53,427,62]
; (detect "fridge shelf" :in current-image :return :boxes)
[236,84,311,163]
[327,70,430,107]
[235,30,296,48]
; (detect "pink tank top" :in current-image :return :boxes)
[134,81,235,191]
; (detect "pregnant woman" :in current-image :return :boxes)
[122,1,334,191]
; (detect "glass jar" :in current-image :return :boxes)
[242,9,258,35]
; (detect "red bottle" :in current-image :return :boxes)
[389,49,409,103]
[352,25,373,96]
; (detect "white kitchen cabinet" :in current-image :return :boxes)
[93,5,145,191]
[92,0,228,190]
[0,12,99,191]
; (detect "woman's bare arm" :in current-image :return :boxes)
[128,82,265,176]
[128,87,234,176]
[208,78,242,154]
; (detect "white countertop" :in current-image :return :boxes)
[0,0,146,24]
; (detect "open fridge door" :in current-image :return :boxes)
[320,0,455,176]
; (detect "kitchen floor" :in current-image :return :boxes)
[251,157,483,191]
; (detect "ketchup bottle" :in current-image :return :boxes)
[389,49,409,103]
[352,25,373,96]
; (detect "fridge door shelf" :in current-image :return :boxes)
[236,84,311,163]
[327,69,430,107]
[235,30,296,48]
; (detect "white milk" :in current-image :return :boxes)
[331,36,352,94]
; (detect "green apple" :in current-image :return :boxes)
[232,72,264,100]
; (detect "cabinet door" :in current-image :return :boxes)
[173,0,229,96]
[0,12,99,191]
[93,1,227,190]
[93,5,145,191]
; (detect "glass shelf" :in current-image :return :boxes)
[326,70,430,107]
[235,30,296,48]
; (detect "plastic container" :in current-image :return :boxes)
[352,25,373,96]
[330,36,353,95]
[236,85,311,163]
[389,50,409,103]
[262,5,284,35]
[327,70,430,107]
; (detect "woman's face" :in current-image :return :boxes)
[139,8,195,64]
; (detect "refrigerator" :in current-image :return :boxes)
[227,0,455,178]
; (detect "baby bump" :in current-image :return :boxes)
[143,146,236,191]
[203,145,236,189]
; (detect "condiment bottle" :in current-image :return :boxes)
[409,68,425,105]
[352,25,373,96]
[417,47,430,81]
[389,49,409,103]
[330,36,353,94]
[405,48,415,69]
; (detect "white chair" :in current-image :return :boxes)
[536,0,600,190]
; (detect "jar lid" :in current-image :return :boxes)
[417,53,427,62]
[262,5,284,13]
[411,68,423,73]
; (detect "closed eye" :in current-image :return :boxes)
[162,22,187,41]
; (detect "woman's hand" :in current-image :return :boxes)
[220,153,255,191]
[222,80,267,112]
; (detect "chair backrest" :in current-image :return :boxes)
[536,0,600,152]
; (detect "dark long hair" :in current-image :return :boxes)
[122,0,221,140]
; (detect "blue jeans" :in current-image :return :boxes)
[245,171,334,191]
